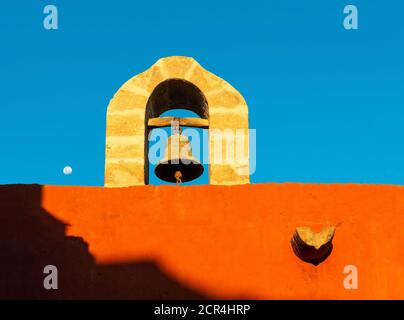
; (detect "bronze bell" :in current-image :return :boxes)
[155,132,204,184]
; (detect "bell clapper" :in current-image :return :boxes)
[175,171,182,184]
[173,120,183,184]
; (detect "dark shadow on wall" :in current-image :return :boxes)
[0,184,208,300]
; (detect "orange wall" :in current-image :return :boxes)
[42,183,404,299]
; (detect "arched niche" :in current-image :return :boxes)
[146,79,208,119]
[144,79,209,184]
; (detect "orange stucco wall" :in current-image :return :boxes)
[38,183,404,299]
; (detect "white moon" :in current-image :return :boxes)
[63,166,73,175]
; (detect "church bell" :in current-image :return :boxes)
[155,130,204,184]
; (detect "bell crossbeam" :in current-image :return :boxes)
[148,117,209,129]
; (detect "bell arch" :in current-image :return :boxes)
[144,79,208,184]
[145,79,208,119]
[105,56,249,187]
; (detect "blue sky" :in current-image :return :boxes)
[0,0,403,186]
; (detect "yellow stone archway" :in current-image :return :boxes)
[105,56,249,187]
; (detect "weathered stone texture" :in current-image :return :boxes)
[105,56,250,187]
